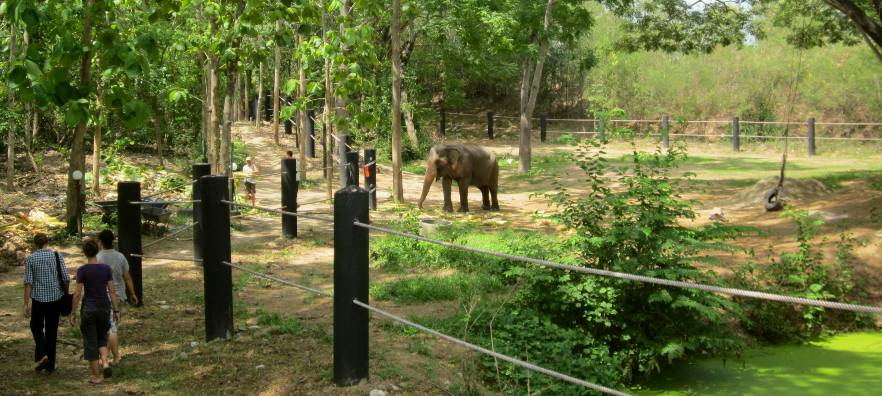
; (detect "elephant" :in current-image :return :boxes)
[418,144,500,212]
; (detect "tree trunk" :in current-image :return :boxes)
[297,33,308,180]
[222,82,234,178]
[322,0,335,199]
[208,57,220,172]
[152,97,164,167]
[234,73,241,122]
[402,87,418,149]
[518,0,555,174]
[21,105,38,174]
[391,0,404,203]
[256,62,263,131]
[244,68,251,121]
[92,107,102,194]
[66,0,93,233]
[273,20,282,145]
[6,23,16,191]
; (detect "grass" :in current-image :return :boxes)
[637,331,882,396]
[370,273,503,304]
[255,310,304,335]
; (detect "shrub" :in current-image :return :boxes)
[370,273,503,304]
[731,208,869,343]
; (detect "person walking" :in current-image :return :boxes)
[242,156,259,206]
[23,233,70,373]
[70,238,120,384]
[97,230,137,365]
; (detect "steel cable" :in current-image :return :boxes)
[352,299,629,396]
[221,200,334,223]
[131,254,202,263]
[353,221,882,315]
[222,261,332,297]
[142,222,198,249]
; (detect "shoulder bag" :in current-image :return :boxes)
[54,252,73,316]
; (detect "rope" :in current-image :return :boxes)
[222,261,333,297]
[352,299,629,396]
[131,254,202,263]
[221,200,334,223]
[142,222,197,249]
[352,221,882,315]
[298,197,333,206]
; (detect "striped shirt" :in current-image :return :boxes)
[23,249,71,303]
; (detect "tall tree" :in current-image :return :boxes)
[391,0,404,202]
[518,0,555,174]
[5,23,16,191]
[273,20,282,145]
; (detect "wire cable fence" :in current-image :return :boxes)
[142,222,198,249]
[352,299,629,396]
[221,200,334,223]
[222,261,333,297]
[353,221,882,315]
[131,253,203,263]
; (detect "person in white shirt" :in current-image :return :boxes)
[97,230,137,366]
[242,157,259,206]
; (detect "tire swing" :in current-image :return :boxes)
[762,35,807,213]
[763,153,786,212]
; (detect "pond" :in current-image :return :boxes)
[637,331,882,396]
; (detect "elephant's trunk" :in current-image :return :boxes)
[418,162,435,209]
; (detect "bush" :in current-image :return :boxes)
[522,138,747,385]
[370,273,503,304]
[731,208,869,343]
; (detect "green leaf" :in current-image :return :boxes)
[122,100,151,129]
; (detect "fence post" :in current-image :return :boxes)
[439,108,446,138]
[732,116,740,153]
[285,118,293,135]
[345,151,359,187]
[364,148,377,210]
[661,114,670,150]
[338,134,351,187]
[333,185,370,386]
[117,182,143,307]
[199,175,233,342]
[487,111,494,140]
[540,115,547,143]
[282,158,298,239]
[307,109,316,158]
[192,164,211,262]
[807,117,816,156]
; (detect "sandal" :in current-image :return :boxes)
[102,365,113,379]
[89,378,102,385]
[33,357,49,372]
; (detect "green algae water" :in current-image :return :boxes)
[637,332,882,395]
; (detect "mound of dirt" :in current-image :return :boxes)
[734,177,832,205]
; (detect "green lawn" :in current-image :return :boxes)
[637,332,882,396]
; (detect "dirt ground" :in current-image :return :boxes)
[1,123,881,394]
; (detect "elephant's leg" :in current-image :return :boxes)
[480,187,491,210]
[490,186,500,211]
[442,177,453,212]
[456,178,470,212]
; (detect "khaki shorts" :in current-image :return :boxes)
[108,306,124,335]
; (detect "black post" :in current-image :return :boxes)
[322,122,328,178]
[661,114,670,150]
[540,115,548,143]
[282,158,299,239]
[307,109,316,158]
[487,111,494,140]
[732,116,741,153]
[807,117,816,156]
[439,108,446,138]
[345,151,359,187]
[333,185,370,386]
[364,148,377,210]
[192,164,211,262]
[285,119,293,135]
[199,176,233,342]
[117,182,143,307]
[338,134,350,187]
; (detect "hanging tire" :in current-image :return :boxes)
[764,187,784,212]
